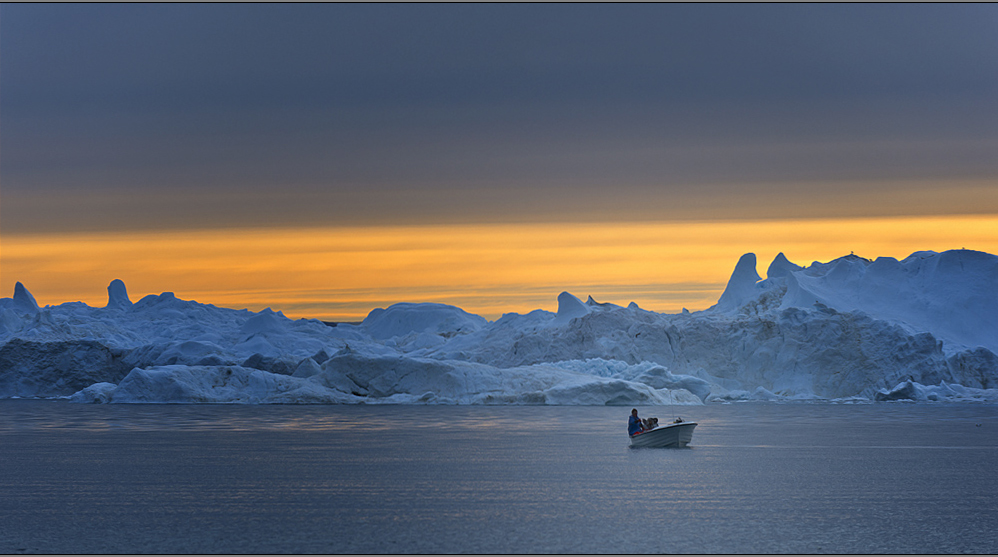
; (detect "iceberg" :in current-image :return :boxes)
[362,302,487,340]
[12,282,40,315]
[875,379,998,403]
[1,249,996,404]
[106,279,132,310]
[712,253,763,313]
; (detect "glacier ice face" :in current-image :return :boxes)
[1,251,997,405]
[313,351,694,405]
[0,338,133,397]
[875,379,998,403]
[778,249,998,354]
[71,365,362,404]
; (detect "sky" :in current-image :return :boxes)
[2,4,998,320]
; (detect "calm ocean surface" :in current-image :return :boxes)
[1,400,996,554]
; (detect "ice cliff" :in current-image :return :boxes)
[2,250,997,404]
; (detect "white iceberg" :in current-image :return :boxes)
[875,379,998,403]
[1,249,996,404]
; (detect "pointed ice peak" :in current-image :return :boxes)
[106,279,132,309]
[766,252,803,280]
[555,291,589,323]
[12,282,40,314]
[714,253,762,313]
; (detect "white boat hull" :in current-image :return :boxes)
[629,421,697,448]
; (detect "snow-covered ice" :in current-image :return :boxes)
[2,250,996,404]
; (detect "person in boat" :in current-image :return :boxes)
[628,408,645,436]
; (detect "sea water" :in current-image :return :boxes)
[1,401,996,554]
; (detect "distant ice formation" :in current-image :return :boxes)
[2,249,997,404]
[12,282,40,315]
[106,279,132,310]
[713,253,763,312]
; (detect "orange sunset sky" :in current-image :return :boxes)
[3,5,997,321]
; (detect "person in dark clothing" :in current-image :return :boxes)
[628,408,645,436]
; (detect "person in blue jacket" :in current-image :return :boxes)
[628,408,645,436]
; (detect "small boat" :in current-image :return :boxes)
[629,420,697,448]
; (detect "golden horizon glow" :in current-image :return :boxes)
[3,214,998,321]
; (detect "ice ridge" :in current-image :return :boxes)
[1,249,996,404]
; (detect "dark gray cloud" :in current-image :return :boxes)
[3,3,997,232]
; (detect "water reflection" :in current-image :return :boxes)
[0,400,615,434]
[1,400,995,553]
